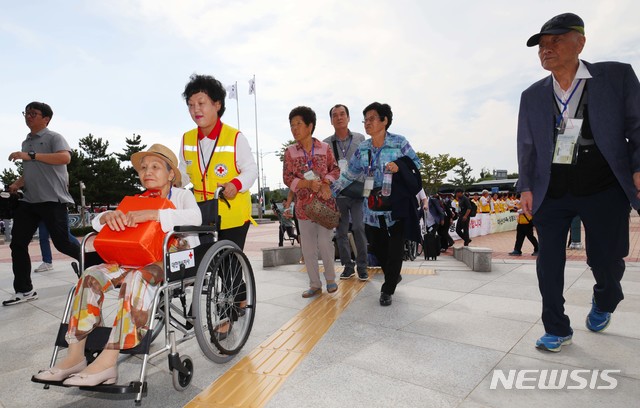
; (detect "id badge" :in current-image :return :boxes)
[303,170,319,180]
[552,118,583,165]
[363,176,374,197]
[338,159,348,173]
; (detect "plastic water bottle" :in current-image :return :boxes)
[382,170,392,196]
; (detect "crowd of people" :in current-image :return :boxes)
[3,13,638,395]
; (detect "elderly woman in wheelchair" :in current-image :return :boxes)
[33,144,201,387]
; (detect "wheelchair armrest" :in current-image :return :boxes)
[173,225,217,233]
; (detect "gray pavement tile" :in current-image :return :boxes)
[267,363,461,408]
[283,318,398,386]
[340,291,437,330]
[409,274,490,293]
[391,285,465,308]
[472,280,541,302]
[511,325,640,380]
[344,331,505,398]
[443,293,541,323]
[403,309,534,352]
[466,354,639,408]
[493,264,539,286]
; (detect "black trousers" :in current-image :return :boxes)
[10,201,81,293]
[368,219,405,295]
[218,221,250,304]
[278,224,297,246]
[513,223,539,252]
[535,185,629,337]
[439,218,454,249]
[455,217,470,243]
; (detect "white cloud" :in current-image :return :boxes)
[2,0,640,196]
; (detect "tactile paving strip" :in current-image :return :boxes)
[185,265,434,407]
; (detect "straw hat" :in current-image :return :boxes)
[130,144,182,187]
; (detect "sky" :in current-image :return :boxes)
[2,0,639,195]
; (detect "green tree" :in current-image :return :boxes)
[69,134,131,206]
[448,159,476,188]
[115,134,147,192]
[276,139,296,162]
[417,152,462,193]
[0,166,20,188]
[478,166,494,181]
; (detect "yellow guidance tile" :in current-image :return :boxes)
[185,264,434,408]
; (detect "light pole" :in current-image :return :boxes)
[79,181,86,227]
[258,150,277,217]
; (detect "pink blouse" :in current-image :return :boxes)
[283,138,340,221]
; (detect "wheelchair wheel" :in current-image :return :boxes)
[172,354,193,391]
[193,240,256,363]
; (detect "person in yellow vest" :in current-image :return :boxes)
[179,74,258,249]
[479,189,491,213]
[509,196,539,256]
[471,194,481,214]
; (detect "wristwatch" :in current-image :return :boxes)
[28,151,36,160]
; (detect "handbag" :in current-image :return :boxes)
[367,187,392,211]
[304,194,340,229]
[94,194,175,267]
[340,180,365,198]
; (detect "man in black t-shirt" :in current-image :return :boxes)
[454,188,472,246]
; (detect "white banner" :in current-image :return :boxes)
[449,212,518,241]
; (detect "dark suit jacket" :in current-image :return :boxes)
[517,60,640,213]
[390,156,422,242]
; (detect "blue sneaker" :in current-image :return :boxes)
[586,298,611,332]
[535,332,573,352]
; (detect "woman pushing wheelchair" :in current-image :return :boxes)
[33,144,201,386]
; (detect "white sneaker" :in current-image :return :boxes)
[34,262,53,272]
[3,291,38,306]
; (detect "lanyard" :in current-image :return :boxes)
[302,142,315,169]
[198,133,221,201]
[554,78,582,128]
[367,145,384,176]
[337,134,352,159]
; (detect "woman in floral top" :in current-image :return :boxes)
[283,106,340,298]
[331,102,421,306]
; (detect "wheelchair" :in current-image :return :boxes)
[32,188,256,404]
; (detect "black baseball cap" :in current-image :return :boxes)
[527,13,585,47]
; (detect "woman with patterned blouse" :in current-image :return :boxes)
[283,106,340,298]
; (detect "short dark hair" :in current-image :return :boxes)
[289,106,317,135]
[454,188,464,194]
[329,104,350,118]
[363,102,393,130]
[182,74,226,117]
[25,101,53,120]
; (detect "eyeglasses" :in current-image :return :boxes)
[22,111,42,118]
[362,116,380,124]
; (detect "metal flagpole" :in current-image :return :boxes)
[235,81,240,130]
[251,74,262,219]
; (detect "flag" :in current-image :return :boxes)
[248,77,255,95]
[226,83,237,100]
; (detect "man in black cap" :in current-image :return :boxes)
[517,13,640,352]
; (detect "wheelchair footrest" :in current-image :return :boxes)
[32,377,147,397]
[79,381,147,396]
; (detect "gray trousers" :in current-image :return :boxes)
[335,197,367,270]
[298,219,336,289]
